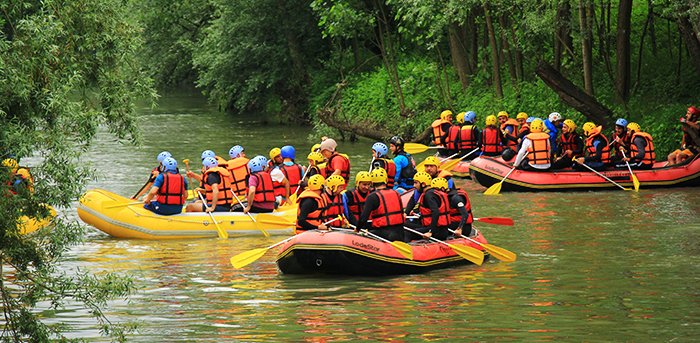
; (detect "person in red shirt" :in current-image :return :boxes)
[319,138,351,186]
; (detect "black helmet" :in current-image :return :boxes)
[501,148,516,161]
[389,135,404,148]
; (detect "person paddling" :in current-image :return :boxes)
[279,145,305,197]
[295,174,328,233]
[143,157,188,215]
[342,171,372,227]
[445,183,474,237]
[186,156,233,212]
[225,145,249,198]
[513,119,552,171]
[240,156,277,213]
[404,174,451,241]
[551,119,584,170]
[133,151,171,199]
[609,118,631,165]
[575,122,611,171]
[356,168,405,242]
[445,111,480,157]
[615,122,655,170]
[422,156,455,189]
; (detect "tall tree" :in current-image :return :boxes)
[578,0,595,95]
[484,2,504,98]
[615,0,632,103]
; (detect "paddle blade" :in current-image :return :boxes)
[404,143,430,154]
[256,214,295,227]
[390,241,413,260]
[440,158,463,171]
[475,217,514,226]
[448,243,484,265]
[631,174,640,192]
[288,192,298,204]
[211,217,229,239]
[483,182,502,195]
[230,248,268,269]
[482,243,517,262]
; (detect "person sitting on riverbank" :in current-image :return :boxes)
[445,111,480,157]
[226,145,249,198]
[320,138,351,186]
[551,119,584,170]
[356,168,405,242]
[342,171,372,227]
[186,156,233,212]
[295,174,328,233]
[481,115,505,157]
[609,118,630,165]
[575,122,611,171]
[143,157,188,215]
[615,122,655,170]
[370,142,396,189]
[389,136,416,192]
[667,106,700,165]
[422,156,455,189]
[513,119,552,171]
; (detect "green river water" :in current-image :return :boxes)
[51,93,699,341]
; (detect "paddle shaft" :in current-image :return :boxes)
[620,150,640,191]
[574,159,628,190]
[292,164,312,196]
[197,191,228,239]
[231,191,270,237]
[183,159,195,190]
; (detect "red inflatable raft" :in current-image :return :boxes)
[276,230,489,275]
[469,155,700,192]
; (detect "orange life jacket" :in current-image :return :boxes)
[369,189,405,228]
[204,167,233,206]
[585,132,611,163]
[322,191,344,222]
[248,171,276,204]
[156,172,186,205]
[447,189,473,225]
[500,119,519,149]
[345,189,368,219]
[611,131,630,154]
[431,119,451,146]
[226,157,249,197]
[295,190,326,233]
[526,132,552,165]
[518,123,530,135]
[281,163,304,196]
[630,132,656,165]
[558,132,582,156]
[482,127,504,154]
[447,125,478,150]
[325,153,350,184]
[418,188,451,227]
[374,158,396,188]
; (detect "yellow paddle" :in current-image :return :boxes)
[483,166,516,195]
[345,220,413,260]
[448,229,516,262]
[255,213,296,227]
[440,148,480,171]
[402,226,484,265]
[231,191,270,238]
[404,143,444,154]
[416,152,457,172]
[183,159,196,200]
[573,159,631,191]
[197,191,228,239]
[230,217,340,269]
[620,150,640,192]
[288,164,311,204]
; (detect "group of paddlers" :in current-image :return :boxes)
[429,106,700,171]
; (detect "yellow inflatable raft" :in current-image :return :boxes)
[18,205,56,234]
[77,189,297,239]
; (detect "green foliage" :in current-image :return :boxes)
[1,0,155,340]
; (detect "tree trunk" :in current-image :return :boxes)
[484,2,503,98]
[448,23,470,89]
[554,1,574,71]
[507,15,524,81]
[578,0,594,95]
[677,14,700,78]
[467,12,479,73]
[499,15,517,85]
[647,0,657,56]
[535,61,613,126]
[318,108,393,141]
[615,0,632,103]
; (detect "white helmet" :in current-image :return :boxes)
[548,112,562,122]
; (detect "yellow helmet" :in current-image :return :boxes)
[269,147,281,160]
[627,122,641,133]
[307,174,325,191]
[370,167,388,184]
[355,171,372,185]
[311,143,321,152]
[582,122,596,136]
[530,119,544,132]
[516,112,528,120]
[485,115,497,126]
[440,110,453,120]
[2,158,18,173]
[456,112,466,124]
[423,156,440,167]
[563,119,576,131]
[307,151,324,163]
[325,175,346,193]
[497,111,509,119]
[413,171,432,186]
[431,177,449,191]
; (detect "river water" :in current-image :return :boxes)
[53,93,699,341]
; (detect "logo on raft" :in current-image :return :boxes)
[351,239,380,252]
[484,164,505,175]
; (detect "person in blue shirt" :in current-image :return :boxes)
[388,136,416,193]
[544,112,564,153]
[143,157,188,215]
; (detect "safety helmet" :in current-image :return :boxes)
[530,119,544,132]
[413,171,432,186]
[307,174,325,191]
[389,136,404,148]
[202,156,218,169]
[157,151,172,163]
[247,157,264,173]
[563,119,577,131]
[485,115,497,126]
[162,157,178,172]
[325,175,346,193]
[269,147,281,160]
[627,122,641,133]
[372,142,389,157]
[355,171,372,185]
[464,111,476,123]
[370,167,388,184]
[311,143,321,152]
[307,151,324,163]
[253,155,268,166]
[548,112,562,122]
[280,145,296,159]
[497,111,509,119]
[526,117,537,123]
[615,118,628,127]
[440,110,453,120]
[2,158,18,172]
[456,112,466,124]
[582,122,596,136]
[423,156,440,167]
[431,177,449,191]
[516,112,528,120]
[201,150,216,160]
[228,145,244,159]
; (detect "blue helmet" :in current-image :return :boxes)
[280,145,296,159]
[228,145,244,159]
[202,156,218,169]
[526,117,536,123]
[464,111,476,123]
[162,157,178,172]
[372,142,388,157]
[201,150,216,160]
[248,157,265,173]
[615,118,628,127]
[157,151,172,163]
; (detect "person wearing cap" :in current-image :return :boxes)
[668,106,700,165]
[186,156,233,212]
[356,168,405,241]
[319,138,351,185]
[615,122,655,170]
[513,119,552,171]
[575,122,611,171]
[609,118,631,164]
[239,156,277,213]
[143,157,188,215]
[481,115,505,157]
[551,119,584,170]
[422,156,455,189]
[544,112,564,152]
[388,136,416,192]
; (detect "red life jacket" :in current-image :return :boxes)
[482,127,504,154]
[322,191,344,222]
[518,123,530,135]
[369,189,405,228]
[500,119,519,149]
[585,132,611,163]
[281,164,304,195]
[375,158,396,188]
[431,119,450,146]
[526,132,552,165]
[611,131,630,154]
[345,189,368,219]
[204,167,234,206]
[248,171,276,204]
[558,132,582,156]
[447,125,478,150]
[418,188,451,227]
[156,172,186,205]
[630,132,656,165]
[226,157,249,197]
[447,189,473,225]
[325,153,350,184]
[295,190,327,233]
